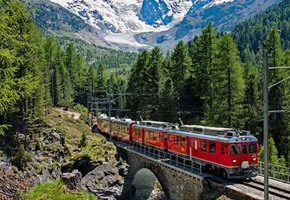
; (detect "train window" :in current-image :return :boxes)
[222,144,228,154]
[146,130,149,139]
[153,132,157,140]
[164,133,168,140]
[209,142,216,153]
[180,137,186,147]
[174,136,178,145]
[201,140,207,152]
[249,143,257,153]
[159,132,163,140]
[194,140,198,150]
[149,131,153,139]
[230,144,241,155]
[242,144,247,154]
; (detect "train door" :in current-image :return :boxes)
[163,132,168,149]
[141,128,145,143]
[190,138,198,157]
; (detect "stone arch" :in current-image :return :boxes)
[120,149,203,200]
[130,168,166,200]
[182,181,199,200]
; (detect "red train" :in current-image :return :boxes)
[95,114,259,180]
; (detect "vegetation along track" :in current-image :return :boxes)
[242,179,290,199]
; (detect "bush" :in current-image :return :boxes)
[12,145,32,170]
[79,132,87,148]
[55,120,68,136]
[73,103,88,113]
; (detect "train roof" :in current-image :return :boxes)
[180,125,234,132]
[101,117,115,121]
[134,122,256,142]
[169,129,257,142]
[138,120,174,128]
[112,118,134,125]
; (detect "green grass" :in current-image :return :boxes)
[20,179,96,200]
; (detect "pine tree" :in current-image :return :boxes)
[96,63,107,99]
[145,46,163,119]
[189,23,217,121]
[157,51,175,121]
[242,47,262,135]
[258,137,286,167]
[266,29,290,160]
[43,36,57,106]
[74,54,86,105]
[126,50,150,119]
[65,43,76,100]
[204,34,245,127]
[170,41,192,119]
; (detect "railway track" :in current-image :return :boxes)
[242,179,290,199]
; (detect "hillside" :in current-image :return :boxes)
[231,0,290,54]
[0,107,122,199]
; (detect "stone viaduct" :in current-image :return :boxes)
[120,147,203,200]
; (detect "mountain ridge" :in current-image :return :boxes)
[33,0,281,51]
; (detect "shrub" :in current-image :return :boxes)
[79,132,87,148]
[73,103,88,113]
[12,145,32,170]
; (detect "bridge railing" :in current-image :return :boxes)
[258,161,290,183]
[115,139,202,175]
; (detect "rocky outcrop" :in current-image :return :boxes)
[81,163,129,200]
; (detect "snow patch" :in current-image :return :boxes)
[203,0,235,8]
[50,0,71,7]
[104,32,149,48]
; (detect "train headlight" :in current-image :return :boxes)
[232,159,237,163]
[253,157,256,161]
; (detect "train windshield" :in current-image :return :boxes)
[230,144,241,155]
[249,142,257,153]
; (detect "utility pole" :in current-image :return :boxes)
[263,43,290,200]
[263,44,269,200]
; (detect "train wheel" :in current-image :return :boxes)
[222,170,228,179]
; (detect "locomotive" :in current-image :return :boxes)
[95,114,259,180]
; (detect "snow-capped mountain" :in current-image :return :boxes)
[46,0,280,51]
[50,0,192,32]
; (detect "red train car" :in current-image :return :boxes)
[132,121,169,149]
[166,129,191,156]
[111,118,134,141]
[179,125,259,179]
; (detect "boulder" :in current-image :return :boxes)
[62,169,82,190]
